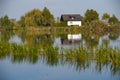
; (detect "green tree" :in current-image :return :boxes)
[84,9,99,22]
[102,13,110,22]
[0,15,13,29]
[19,7,54,27]
[0,17,3,27]
[42,7,54,26]
[18,16,26,27]
[24,9,43,27]
[108,15,119,24]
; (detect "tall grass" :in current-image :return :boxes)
[0,42,10,59]
[0,42,120,67]
[95,47,120,66]
[43,46,59,66]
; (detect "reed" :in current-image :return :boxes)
[95,47,120,66]
[0,42,10,59]
[43,46,59,66]
[0,42,120,66]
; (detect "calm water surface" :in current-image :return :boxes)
[0,58,120,80]
[0,31,120,80]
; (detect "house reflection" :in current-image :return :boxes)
[61,38,81,45]
[61,34,82,45]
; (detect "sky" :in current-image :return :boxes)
[0,0,120,20]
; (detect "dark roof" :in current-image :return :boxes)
[60,14,81,21]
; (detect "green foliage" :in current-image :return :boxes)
[44,46,59,66]
[80,16,85,25]
[0,43,10,59]
[96,47,120,67]
[0,15,14,29]
[18,7,54,27]
[18,16,26,27]
[0,41,120,67]
[42,7,54,26]
[102,13,110,20]
[83,20,109,39]
[109,24,120,40]
[109,15,119,24]
[84,9,99,22]
[102,13,110,22]
[55,22,67,27]
[24,8,43,27]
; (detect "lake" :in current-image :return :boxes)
[0,30,120,80]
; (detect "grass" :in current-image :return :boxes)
[0,42,120,73]
[0,42,120,65]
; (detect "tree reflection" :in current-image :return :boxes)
[109,32,119,40]
[0,30,14,42]
[25,34,53,48]
[0,30,120,78]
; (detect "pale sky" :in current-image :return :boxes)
[0,0,120,20]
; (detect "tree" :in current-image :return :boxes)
[18,7,55,27]
[108,15,119,24]
[84,9,99,22]
[42,7,54,26]
[18,16,26,27]
[3,15,10,27]
[0,17,3,27]
[102,13,110,22]
[0,15,13,29]
[24,8,43,27]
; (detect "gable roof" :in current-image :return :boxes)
[60,14,81,21]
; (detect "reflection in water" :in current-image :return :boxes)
[67,34,82,40]
[0,51,120,80]
[9,35,22,45]
[0,43,120,77]
[61,38,81,45]
[11,53,38,64]
[0,31,120,80]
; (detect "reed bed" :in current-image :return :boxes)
[0,42,120,66]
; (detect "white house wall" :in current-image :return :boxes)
[67,21,81,26]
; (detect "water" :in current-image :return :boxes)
[0,57,120,80]
[0,31,120,80]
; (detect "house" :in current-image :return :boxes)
[60,14,82,26]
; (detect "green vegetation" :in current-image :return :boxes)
[102,13,110,22]
[84,9,99,22]
[109,15,119,24]
[54,22,67,27]
[0,7,120,65]
[42,7,54,26]
[0,8,119,30]
[18,7,54,27]
[0,30,120,73]
[0,42,120,67]
[0,7,120,75]
[0,15,14,30]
